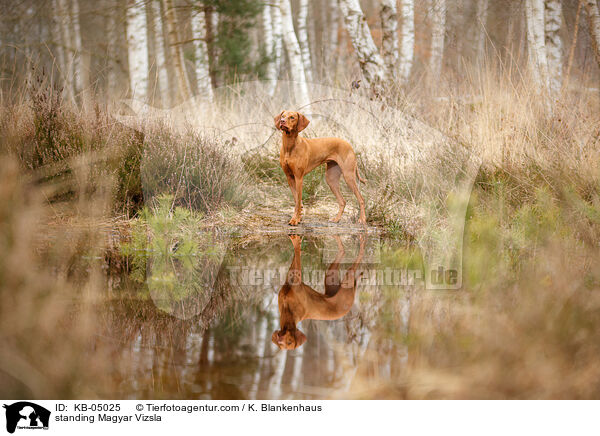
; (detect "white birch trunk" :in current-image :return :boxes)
[191,9,213,102]
[544,0,563,95]
[51,0,66,83]
[70,0,83,95]
[106,0,118,94]
[380,0,399,79]
[163,0,193,102]
[399,0,414,84]
[210,10,220,70]
[475,0,489,60]
[78,0,93,112]
[329,0,340,68]
[584,0,600,71]
[151,0,169,106]
[279,0,310,106]
[297,0,313,83]
[339,0,386,87]
[54,0,76,103]
[263,2,277,95]
[126,0,149,100]
[429,0,446,77]
[272,1,284,73]
[525,0,550,91]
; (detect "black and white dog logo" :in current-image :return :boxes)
[3,402,50,433]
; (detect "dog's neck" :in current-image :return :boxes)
[281,131,299,153]
[279,304,301,330]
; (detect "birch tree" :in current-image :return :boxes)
[380,0,399,79]
[77,0,93,112]
[272,1,283,73]
[525,0,550,92]
[584,0,600,70]
[54,0,76,103]
[70,0,83,96]
[429,0,447,77]
[474,0,488,61]
[339,0,386,88]
[399,0,414,84]
[328,0,340,71]
[126,0,149,100]
[106,0,117,94]
[297,0,313,83]
[51,0,66,86]
[544,0,562,95]
[191,8,213,102]
[279,0,310,106]
[162,0,192,102]
[151,0,169,106]
[263,1,278,95]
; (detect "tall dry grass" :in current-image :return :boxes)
[1,62,600,398]
[336,65,600,399]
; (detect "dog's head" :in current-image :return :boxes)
[274,111,310,134]
[272,327,307,350]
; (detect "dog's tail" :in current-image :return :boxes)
[356,167,367,183]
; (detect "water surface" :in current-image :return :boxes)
[98,233,416,399]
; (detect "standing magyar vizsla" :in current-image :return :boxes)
[274,111,367,226]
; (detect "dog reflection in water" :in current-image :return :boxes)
[272,234,365,350]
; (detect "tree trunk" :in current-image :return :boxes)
[163,0,192,103]
[584,0,600,70]
[297,0,313,83]
[151,0,170,106]
[475,0,489,61]
[54,0,76,104]
[70,0,83,96]
[191,8,213,102]
[429,0,447,77]
[380,0,399,79]
[279,0,310,106]
[263,1,278,95]
[126,0,148,100]
[525,0,550,91]
[77,0,94,112]
[339,0,386,88]
[272,0,284,74]
[399,0,414,84]
[51,0,66,87]
[106,0,117,95]
[204,6,218,89]
[328,0,340,74]
[544,0,562,95]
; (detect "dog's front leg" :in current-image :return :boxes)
[289,175,304,226]
[285,173,297,200]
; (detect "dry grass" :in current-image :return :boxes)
[1,63,600,398]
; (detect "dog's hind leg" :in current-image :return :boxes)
[342,164,367,225]
[324,236,345,296]
[325,162,346,223]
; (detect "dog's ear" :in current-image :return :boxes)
[294,329,307,348]
[296,112,310,132]
[273,111,284,130]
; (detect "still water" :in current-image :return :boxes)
[98,233,417,399]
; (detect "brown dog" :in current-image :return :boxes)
[272,234,365,350]
[274,111,367,226]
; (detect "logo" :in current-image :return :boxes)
[3,402,50,433]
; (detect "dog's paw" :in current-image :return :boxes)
[288,217,300,226]
[329,217,341,223]
[289,234,302,245]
